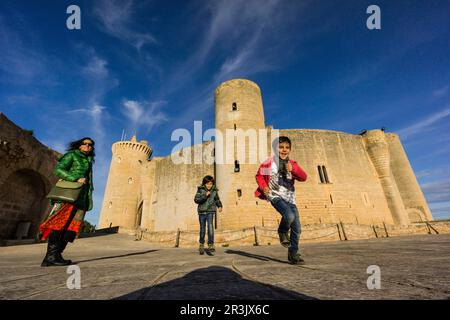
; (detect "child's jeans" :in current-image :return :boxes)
[199,212,215,245]
[270,197,301,253]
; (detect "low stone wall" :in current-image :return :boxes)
[136,220,450,248]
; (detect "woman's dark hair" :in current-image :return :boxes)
[67,137,96,157]
[202,175,215,185]
[272,136,292,151]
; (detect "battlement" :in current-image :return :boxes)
[112,140,152,158]
[215,78,261,96]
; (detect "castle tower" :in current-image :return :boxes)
[98,136,152,234]
[386,133,433,222]
[214,79,268,230]
[362,130,410,225]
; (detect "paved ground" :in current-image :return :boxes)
[0,233,449,300]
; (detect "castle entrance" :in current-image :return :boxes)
[0,169,50,240]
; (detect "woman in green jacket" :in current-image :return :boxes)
[39,137,95,267]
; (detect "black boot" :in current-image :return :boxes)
[41,232,71,267]
[288,251,305,265]
[278,232,290,248]
[56,239,72,264]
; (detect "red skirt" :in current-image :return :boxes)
[39,202,85,241]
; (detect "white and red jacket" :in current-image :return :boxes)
[254,157,307,200]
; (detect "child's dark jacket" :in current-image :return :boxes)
[194,185,223,214]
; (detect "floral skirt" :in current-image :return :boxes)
[39,202,86,241]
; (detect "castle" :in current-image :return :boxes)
[98,79,433,234]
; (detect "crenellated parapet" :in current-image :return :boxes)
[112,139,152,160]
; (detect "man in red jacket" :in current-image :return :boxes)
[255,136,307,264]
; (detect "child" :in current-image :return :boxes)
[194,175,223,255]
[255,136,307,264]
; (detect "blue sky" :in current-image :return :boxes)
[1,0,449,226]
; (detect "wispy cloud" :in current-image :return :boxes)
[122,99,168,134]
[432,85,449,99]
[68,104,106,118]
[81,56,109,79]
[396,107,450,140]
[429,201,450,220]
[0,14,57,85]
[416,164,450,179]
[157,0,312,128]
[93,0,156,51]
[422,179,450,203]
[74,44,119,104]
[210,0,305,83]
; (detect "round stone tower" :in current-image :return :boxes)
[386,133,433,222]
[98,136,152,234]
[214,79,268,230]
[362,130,410,226]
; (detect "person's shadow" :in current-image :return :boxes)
[114,266,318,300]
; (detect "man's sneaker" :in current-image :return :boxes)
[199,244,205,255]
[288,251,305,265]
[208,243,215,252]
[278,232,290,248]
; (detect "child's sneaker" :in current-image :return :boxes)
[278,232,290,248]
[288,251,305,265]
[199,244,205,255]
[208,243,215,252]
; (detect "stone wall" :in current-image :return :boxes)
[137,221,450,248]
[145,142,214,232]
[0,113,60,240]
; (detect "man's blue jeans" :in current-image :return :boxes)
[270,197,301,253]
[199,212,215,245]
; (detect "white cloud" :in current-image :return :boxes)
[397,107,450,140]
[93,0,156,51]
[416,164,450,179]
[432,85,449,99]
[68,104,106,118]
[122,99,168,133]
[155,0,311,128]
[422,179,450,203]
[82,56,109,78]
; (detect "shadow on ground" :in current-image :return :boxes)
[114,266,317,300]
[74,250,158,264]
[225,249,289,264]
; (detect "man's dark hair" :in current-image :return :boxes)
[202,175,215,185]
[272,136,292,151]
[67,137,96,157]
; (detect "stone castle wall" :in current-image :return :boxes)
[145,142,214,232]
[98,79,433,235]
[0,113,60,240]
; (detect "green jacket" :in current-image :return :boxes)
[194,185,222,214]
[54,149,94,211]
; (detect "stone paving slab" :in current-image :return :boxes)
[0,233,449,300]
